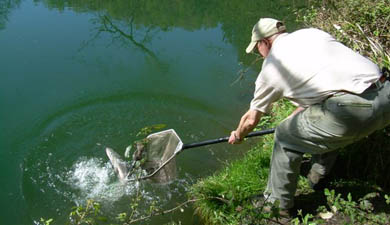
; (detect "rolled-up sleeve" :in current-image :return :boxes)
[250,80,282,114]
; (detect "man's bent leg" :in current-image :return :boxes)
[264,79,390,209]
[264,99,369,209]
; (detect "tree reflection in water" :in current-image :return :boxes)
[35,0,306,67]
[0,0,21,30]
[98,14,159,62]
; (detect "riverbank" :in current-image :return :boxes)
[189,0,390,224]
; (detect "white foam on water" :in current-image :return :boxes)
[65,157,138,205]
[60,156,196,220]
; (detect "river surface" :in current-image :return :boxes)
[0,1,303,224]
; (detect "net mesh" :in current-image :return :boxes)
[143,129,183,183]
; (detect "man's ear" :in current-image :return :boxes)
[276,21,284,29]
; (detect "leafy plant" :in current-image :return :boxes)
[136,124,166,137]
[321,189,389,224]
[69,200,106,225]
[39,218,53,225]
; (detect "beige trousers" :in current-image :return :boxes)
[265,80,390,209]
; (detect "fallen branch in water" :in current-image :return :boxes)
[124,198,204,224]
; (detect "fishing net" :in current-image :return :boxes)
[108,127,275,182]
[140,129,183,183]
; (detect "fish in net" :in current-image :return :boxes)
[106,129,182,183]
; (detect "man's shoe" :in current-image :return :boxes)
[251,196,291,217]
[263,205,291,218]
[251,195,292,224]
[263,205,293,224]
[251,195,267,208]
[307,169,326,191]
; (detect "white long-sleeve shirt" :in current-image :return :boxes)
[250,28,381,113]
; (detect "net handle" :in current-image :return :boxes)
[182,128,275,150]
[126,128,275,182]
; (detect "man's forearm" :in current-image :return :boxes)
[236,110,260,139]
[235,109,263,139]
[229,109,263,144]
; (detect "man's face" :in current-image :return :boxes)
[257,39,270,58]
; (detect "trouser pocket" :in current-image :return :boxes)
[325,93,374,121]
[336,102,372,107]
[307,94,375,138]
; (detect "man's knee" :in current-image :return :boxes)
[274,116,301,149]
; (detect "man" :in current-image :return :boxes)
[228,18,390,214]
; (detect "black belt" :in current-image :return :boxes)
[367,74,387,90]
[367,67,389,90]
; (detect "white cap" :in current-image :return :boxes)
[245,18,286,53]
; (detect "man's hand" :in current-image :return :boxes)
[287,106,305,119]
[228,109,263,145]
[228,131,242,144]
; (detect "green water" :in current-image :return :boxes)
[0,1,303,224]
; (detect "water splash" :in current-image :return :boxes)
[65,157,137,205]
